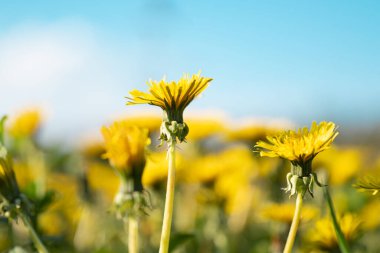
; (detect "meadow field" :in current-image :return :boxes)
[0,104,379,253]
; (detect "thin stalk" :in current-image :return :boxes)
[18,211,49,253]
[159,140,176,253]
[323,187,350,253]
[128,217,139,253]
[283,192,303,253]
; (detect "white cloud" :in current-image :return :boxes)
[0,20,94,89]
[0,19,133,143]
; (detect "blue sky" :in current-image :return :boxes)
[1,1,379,141]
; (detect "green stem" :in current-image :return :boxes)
[128,217,138,253]
[159,140,176,253]
[18,211,49,253]
[283,192,303,253]
[323,187,350,253]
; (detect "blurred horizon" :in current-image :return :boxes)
[1,0,380,143]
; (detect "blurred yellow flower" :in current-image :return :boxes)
[212,147,258,214]
[142,152,184,187]
[101,122,150,177]
[314,147,361,185]
[227,125,282,144]
[261,202,319,224]
[86,162,119,203]
[255,121,338,166]
[120,115,162,134]
[38,211,67,236]
[359,200,380,230]
[307,213,361,250]
[182,154,226,183]
[45,173,82,237]
[186,118,225,141]
[8,109,42,138]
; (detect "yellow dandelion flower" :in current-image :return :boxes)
[255,121,338,197]
[314,147,361,185]
[8,109,42,138]
[126,73,213,143]
[101,123,151,218]
[86,161,119,204]
[307,214,361,251]
[120,115,162,134]
[261,202,318,224]
[227,124,283,144]
[185,118,225,141]
[101,122,150,180]
[142,151,184,187]
[45,173,82,237]
[359,200,380,230]
[38,211,67,236]
[182,146,255,184]
[255,121,338,166]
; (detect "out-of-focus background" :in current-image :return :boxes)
[1,0,380,143]
[1,1,380,253]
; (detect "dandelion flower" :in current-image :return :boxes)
[127,73,212,143]
[101,122,150,183]
[256,121,338,168]
[261,202,318,224]
[101,122,151,220]
[127,73,212,253]
[255,121,338,197]
[8,109,42,138]
[307,214,361,251]
[255,122,339,253]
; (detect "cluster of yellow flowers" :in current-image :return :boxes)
[2,72,380,253]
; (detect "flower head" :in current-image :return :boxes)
[8,109,42,138]
[307,214,362,251]
[126,73,213,143]
[101,122,151,218]
[101,122,150,181]
[255,121,338,197]
[255,121,338,167]
[261,202,318,224]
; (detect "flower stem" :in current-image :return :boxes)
[159,140,176,253]
[18,211,49,253]
[128,217,139,253]
[323,186,350,253]
[283,192,303,253]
